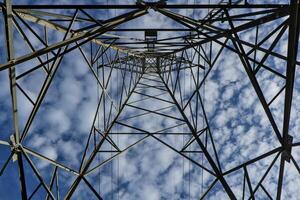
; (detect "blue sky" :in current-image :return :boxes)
[1,0,300,199]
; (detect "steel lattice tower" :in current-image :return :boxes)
[0,0,300,199]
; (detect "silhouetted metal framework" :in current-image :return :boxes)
[0,0,299,199]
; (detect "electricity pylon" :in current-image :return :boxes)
[0,0,300,199]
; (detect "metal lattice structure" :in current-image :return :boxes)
[0,0,300,199]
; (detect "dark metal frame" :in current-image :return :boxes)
[0,0,299,199]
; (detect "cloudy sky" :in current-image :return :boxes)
[1,0,300,199]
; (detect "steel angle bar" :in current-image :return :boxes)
[0,9,148,71]
[158,74,237,199]
[277,0,300,198]
[64,74,142,199]
[223,9,283,144]
[3,1,27,198]
[22,146,79,175]
[20,10,78,143]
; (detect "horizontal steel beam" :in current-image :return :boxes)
[111,28,191,31]
[1,4,288,9]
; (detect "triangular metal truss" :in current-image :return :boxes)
[0,0,300,199]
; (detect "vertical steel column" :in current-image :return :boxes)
[3,0,27,199]
[276,0,300,199]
